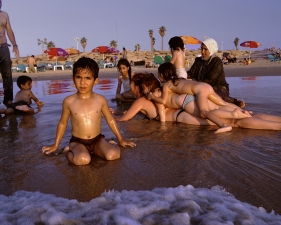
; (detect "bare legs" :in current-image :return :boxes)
[63,138,121,165]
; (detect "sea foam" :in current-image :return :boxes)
[0,185,280,224]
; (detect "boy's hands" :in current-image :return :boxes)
[119,139,136,148]
[42,145,58,155]
[36,101,44,107]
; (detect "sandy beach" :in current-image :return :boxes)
[2,59,281,83]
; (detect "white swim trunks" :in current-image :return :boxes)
[176,68,187,79]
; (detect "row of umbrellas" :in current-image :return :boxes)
[44,39,261,63]
[180,35,262,53]
[44,46,120,62]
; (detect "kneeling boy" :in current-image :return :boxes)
[42,57,136,165]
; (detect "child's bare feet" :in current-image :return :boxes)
[215,126,232,133]
[232,108,252,118]
[15,105,30,112]
[63,146,70,153]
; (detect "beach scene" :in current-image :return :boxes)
[1,1,281,224]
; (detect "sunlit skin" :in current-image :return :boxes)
[149,72,253,133]
[114,77,281,131]
[42,68,136,165]
[201,43,211,60]
[118,65,129,77]
[0,1,20,57]
[116,64,136,101]
[14,80,44,107]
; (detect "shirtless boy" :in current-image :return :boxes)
[27,55,36,73]
[0,0,20,106]
[0,75,44,115]
[42,57,136,165]
[169,36,187,79]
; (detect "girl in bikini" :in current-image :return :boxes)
[148,62,251,133]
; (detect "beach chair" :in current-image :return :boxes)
[64,61,74,70]
[268,54,280,62]
[164,55,172,63]
[16,64,27,73]
[153,56,163,66]
[37,63,46,72]
[97,60,105,69]
[53,62,64,70]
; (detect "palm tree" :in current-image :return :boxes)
[47,41,55,49]
[159,26,166,51]
[148,29,154,52]
[110,40,117,48]
[152,38,156,51]
[80,37,87,52]
[234,37,240,50]
[134,44,140,52]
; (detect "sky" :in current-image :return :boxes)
[3,0,281,57]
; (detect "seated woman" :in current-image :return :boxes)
[187,38,245,108]
[113,73,281,131]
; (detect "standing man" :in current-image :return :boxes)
[0,0,20,107]
[27,55,36,73]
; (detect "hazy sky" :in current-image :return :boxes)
[3,0,281,57]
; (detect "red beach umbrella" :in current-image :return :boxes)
[44,48,68,64]
[92,46,109,53]
[240,40,261,48]
[240,41,261,58]
[92,46,119,59]
[44,48,68,57]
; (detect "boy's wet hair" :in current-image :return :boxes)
[73,57,99,79]
[168,36,184,51]
[117,58,132,81]
[16,75,32,88]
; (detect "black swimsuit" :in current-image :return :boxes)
[175,109,185,123]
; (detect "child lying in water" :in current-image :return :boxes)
[148,63,251,133]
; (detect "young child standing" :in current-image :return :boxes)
[0,75,44,115]
[42,57,136,165]
[115,58,136,101]
[169,36,187,79]
[148,63,251,133]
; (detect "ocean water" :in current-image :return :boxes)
[0,76,281,224]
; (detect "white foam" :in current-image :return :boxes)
[0,185,280,224]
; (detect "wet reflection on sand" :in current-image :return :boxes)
[0,76,281,214]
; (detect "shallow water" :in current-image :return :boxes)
[0,76,281,223]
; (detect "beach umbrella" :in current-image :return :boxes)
[92,46,119,59]
[180,35,202,45]
[49,55,66,61]
[44,47,68,64]
[65,48,79,55]
[240,40,261,59]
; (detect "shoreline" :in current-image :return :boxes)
[0,62,281,83]
[1,63,281,82]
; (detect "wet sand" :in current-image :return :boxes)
[1,69,281,215]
